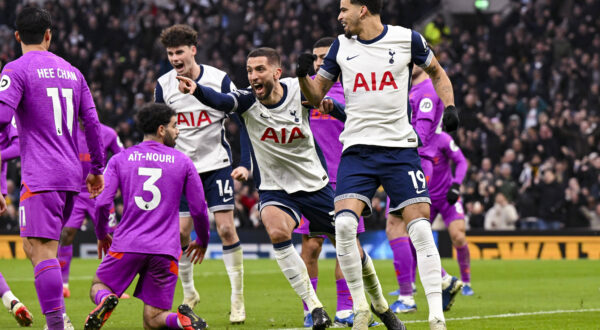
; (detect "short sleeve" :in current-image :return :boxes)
[317,38,341,82]
[0,63,25,110]
[411,30,433,68]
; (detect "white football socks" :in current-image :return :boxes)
[407,218,444,322]
[362,252,389,313]
[335,211,369,312]
[273,240,322,312]
[223,243,244,301]
[179,248,196,296]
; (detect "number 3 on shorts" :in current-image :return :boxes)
[408,170,427,194]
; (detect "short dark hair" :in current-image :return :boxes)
[247,47,281,67]
[349,0,383,15]
[16,6,52,45]
[313,37,336,50]
[159,24,198,48]
[136,103,176,135]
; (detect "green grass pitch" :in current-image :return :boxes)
[0,258,598,329]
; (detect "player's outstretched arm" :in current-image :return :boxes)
[296,53,335,107]
[423,56,459,132]
[176,76,237,113]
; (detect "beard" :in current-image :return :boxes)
[254,79,275,101]
[164,131,177,148]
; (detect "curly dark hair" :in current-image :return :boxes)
[350,0,383,15]
[136,103,176,135]
[159,24,198,48]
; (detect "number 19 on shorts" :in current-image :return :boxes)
[408,170,427,194]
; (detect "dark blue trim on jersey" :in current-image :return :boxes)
[313,137,329,178]
[221,75,233,93]
[220,118,233,161]
[236,114,262,188]
[231,113,252,170]
[358,24,388,44]
[407,63,423,148]
[264,83,288,109]
[154,82,165,103]
[318,38,341,82]
[411,30,432,67]
[192,84,236,113]
[329,98,347,122]
[196,64,205,82]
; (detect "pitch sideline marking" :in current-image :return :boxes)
[275,308,600,329]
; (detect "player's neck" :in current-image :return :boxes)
[357,17,384,41]
[260,82,284,106]
[143,135,164,145]
[185,63,202,80]
[21,43,48,54]
[412,72,429,86]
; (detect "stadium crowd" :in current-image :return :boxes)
[0,0,599,232]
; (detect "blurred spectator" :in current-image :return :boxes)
[534,168,565,229]
[484,192,519,230]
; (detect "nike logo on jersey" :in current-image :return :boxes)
[259,113,270,119]
[416,189,426,194]
[168,99,178,104]
[346,55,360,61]
[223,197,234,202]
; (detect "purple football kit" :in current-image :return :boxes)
[428,132,468,227]
[0,50,103,326]
[94,141,210,309]
[0,120,19,195]
[64,124,123,230]
[294,80,365,235]
[0,50,104,241]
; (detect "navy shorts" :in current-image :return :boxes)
[335,145,431,216]
[259,184,336,236]
[180,165,234,216]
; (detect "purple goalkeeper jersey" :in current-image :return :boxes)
[309,80,345,183]
[95,141,210,260]
[409,78,445,160]
[77,124,123,192]
[0,51,104,192]
[428,132,467,199]
[0,120,18,195]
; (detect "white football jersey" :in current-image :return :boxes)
[231,78,329,193]
[155,64,235,173]
[318,25,434,151]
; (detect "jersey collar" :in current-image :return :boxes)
[263,82,288,109]
[357,25,388,45]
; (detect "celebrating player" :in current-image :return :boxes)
[58,122,124,298]
[294,37,374,328]
[155,25,245,322]
[85,103,209,330]
[177,47,393,330]
[0,7,105,330]
[387,66,467,313]
[297,0,459,328]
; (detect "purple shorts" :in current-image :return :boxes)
[430,196,465,227]
[64,193,95,229]
[19,186,76,240]
[293,182,366,236]
[96,251,178,310]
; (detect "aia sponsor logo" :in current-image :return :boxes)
[260,127,306,144]
[177,111,212,127]
[352,71,398,92]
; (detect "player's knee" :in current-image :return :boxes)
[335,211,359,239]
[451,232,467,247]
[60,227,76,245]
[266,226,291,243]
[304,238,323,260]
[402,203,430,222]
[217,222,237,243]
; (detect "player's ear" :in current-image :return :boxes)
[273,67,282,80]
[45,28,52,45]
[360,5,367,19]
[14,31,21,43]
[191,45,197,56]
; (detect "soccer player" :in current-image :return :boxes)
[294,37,372,328]
[387,66,467,313]
[177,47,402,329]
[0,7,105,330]
[58,122,123,298]
[296,1,459,329]
[155,25,245,322]
[85,103,209,330]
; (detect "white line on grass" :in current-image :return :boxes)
[275,308,600,330]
